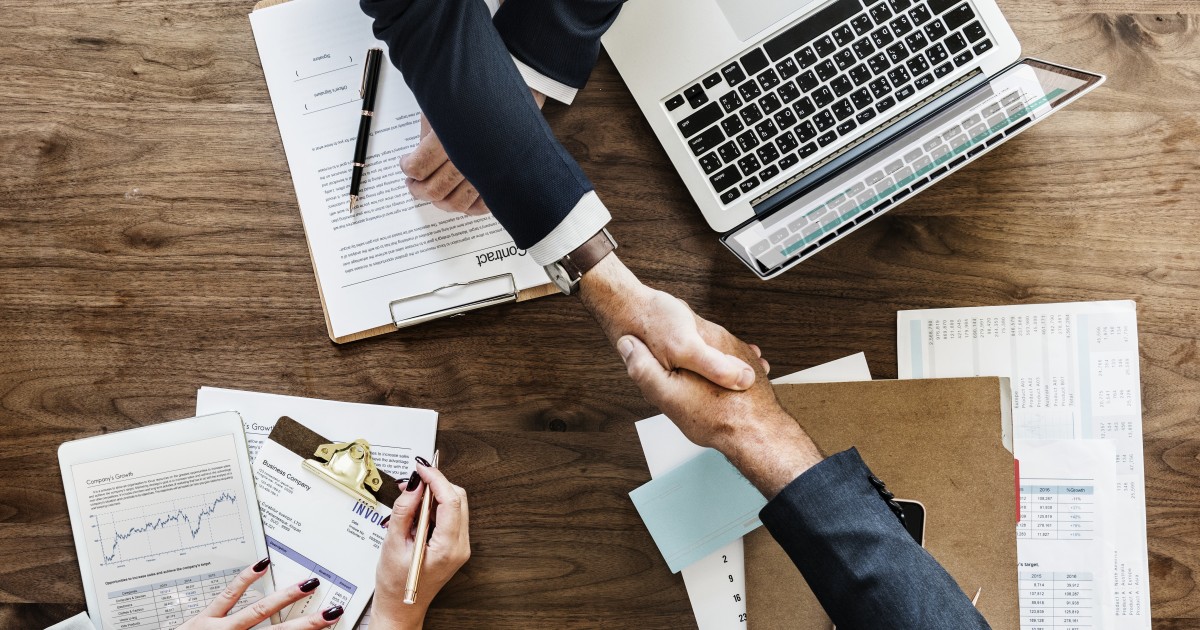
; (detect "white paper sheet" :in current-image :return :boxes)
[634,353,872,629]
[248,0,545,339]
[897,301,1149,628]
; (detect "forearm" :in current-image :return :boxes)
[494,0,626,91]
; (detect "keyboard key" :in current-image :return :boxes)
[982,102,1002,117]
[817,130,838,146]
[924,19,948,41]
[865,170,885,185]
[888,0,911,12]
[776,57,800,80]
[755,118,780,141]
[835,49,856,70]
[913,72,934,89]
[836,119,858,135]
[758,68,781,91]
[929,0,958,14]
[944,3,975,30]
[779,153,800,170]
[876,95,897,112]
[796,120,817,141]
[896,84,916,101]
[760,164,781,181]
[973,39,994,55]
[721,188,742,204]
[816,59,838,81]
[813,110,835,131]
[739,176,761,193]
[737,154,762,176]
[903,148,923,162]
[907,53,930,75]
[831,75,854,96]
[722,62,747,86]
[1002,91,1023,106]
[764,0,861,60]
[779,81,802,104]
[926,42,949,64]
[852,14,874,35]
[704,73,723,88]
[867,52,890,75]
[709,164,740,191]
[869,77,891,98]
[886,42,910,65]
[720,91,743,113]
[737,129,760,152]
[757,142,781,164]
[739,81,762,100]
[741,48,769,74]
[832,98,855,121]
[799,142,819,158]
[905,30,929,52]
[941,126,961,141]
[834,24,856,47]
[814,35,838,57]
[796,46,818,69]
[761,93,783,115]
[871,26,895,48]
[813,86,835,108]
[890,14,913,35]
[740,103,764,124]
[721,115,745,136]
[685,83,708,108]
[850,63,872,86]
[963,113,982,126]
[774,107,799,129]
[677,102,723,137]
[666,94,685,111]
[888,65,911,87]
[870,2,892,24]
[853,38,875,59]
[934,61,954,77]
[776,130,799,153]
[794,96,817,119]
[718,141,741,163]
[688,125,724,155]
[856,107,877,124]
[699,151,722,174]
[954,50,974,66]
[946,32,968,53]
[797,70,820,92]
[965,21,987,42]
[850,87,874,109]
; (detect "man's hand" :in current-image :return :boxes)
[401,90,547,216]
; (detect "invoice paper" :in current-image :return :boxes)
[249,0,545,339]
[898,300,1149,628]
[634,353,872,628]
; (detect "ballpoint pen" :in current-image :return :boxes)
[349,47,383,211]
[404,450,439,605]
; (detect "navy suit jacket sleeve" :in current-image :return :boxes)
[359,0,598,253]
[761,448,992,630]
[493,0,626,89]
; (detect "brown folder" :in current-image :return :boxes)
[746,377,1018,630]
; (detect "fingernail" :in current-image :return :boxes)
[380,515,390,527]
[299,578,320,593]
[396,477,408,488]
[406,474,421,492]
[322,606,344,621]
[617,337,634,361]
[252,557,271,572]
[415,456,431,468]
[737,367,755,389]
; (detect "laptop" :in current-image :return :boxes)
[602,0,1103,278]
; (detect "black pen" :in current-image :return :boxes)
[349,47,383,211]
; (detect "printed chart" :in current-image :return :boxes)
[92,490,246,565]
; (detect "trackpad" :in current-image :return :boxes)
[716,0,821,41]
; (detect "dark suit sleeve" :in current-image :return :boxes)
[493,0,626,90]
[760,448,992,630]
[359,0,602,255]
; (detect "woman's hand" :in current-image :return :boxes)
[177,558,344,629]
[371,460,471,630]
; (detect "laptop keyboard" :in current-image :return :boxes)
[667,0,995,206]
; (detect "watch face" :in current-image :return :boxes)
[544,263,573,295]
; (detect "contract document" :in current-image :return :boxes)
[249,0,546,341]
[898,300,1149,629]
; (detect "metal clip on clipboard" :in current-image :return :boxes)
[302,437,384,508]
[388,273,519,330]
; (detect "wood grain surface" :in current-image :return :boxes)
[1,0,1198,628]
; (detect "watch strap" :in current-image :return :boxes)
[558,229,617,282]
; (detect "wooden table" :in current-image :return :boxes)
[2,0,1198,628]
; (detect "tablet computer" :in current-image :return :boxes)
[59,412,274,629]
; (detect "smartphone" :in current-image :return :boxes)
[896,499,926,547]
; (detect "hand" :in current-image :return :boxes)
[401,90,547,216]
[371,461,471,630]
[177,559,343,630]
[578,255,760,391]
[617,327,824,498]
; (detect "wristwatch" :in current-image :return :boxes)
[543,229,617,295]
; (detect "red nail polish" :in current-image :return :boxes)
[380,515,390,527]
[406,474,421,492]
[252,557,270,572]
[415,455,431,468]
[299,578,320,593]
[322,606,344,621]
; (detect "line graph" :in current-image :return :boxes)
[92,490,246,565]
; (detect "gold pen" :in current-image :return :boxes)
[403,450,438,604]
[972,587,982,607]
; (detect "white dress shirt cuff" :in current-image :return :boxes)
[526,191,612,266]
[512,56,579,105]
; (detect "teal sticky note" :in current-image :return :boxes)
[629,448,766,573]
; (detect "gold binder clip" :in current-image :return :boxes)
[302,439,383,507]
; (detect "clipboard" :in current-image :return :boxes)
[251,0,559,344]
[267,416,403,510]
